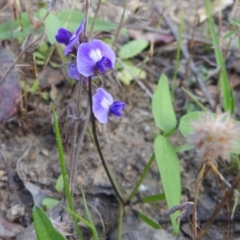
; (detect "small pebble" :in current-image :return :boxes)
[6,204,25,222]
[41,149,49,157]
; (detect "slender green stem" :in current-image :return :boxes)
[128,153,155,201]
[118,202,124,240]
[192,162,207,240]
[88,77,125,205]
[81,188,98,240]
[181,87,207,111]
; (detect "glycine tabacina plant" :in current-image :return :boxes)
[55,19,125,123]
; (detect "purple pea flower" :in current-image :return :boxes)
[92,88,125,124]
[77,40,115,77]
[55,19,85,56]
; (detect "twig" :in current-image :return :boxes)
[69,0,91,194]
[196,174,240,240]
[74,104,91,185]
[163,14,215,109]
[89,0,102,37]
[112,0,128,48]
[0,11,49,85]
[69,76,83,194]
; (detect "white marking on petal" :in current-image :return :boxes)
[89,49,102,62]
[101,97,112,110]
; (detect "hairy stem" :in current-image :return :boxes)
[192,162,207,239]
[69,77,83,194]
[88,77,125,205]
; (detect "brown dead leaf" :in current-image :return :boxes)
[0,47,21,122]
[0,216,24,238]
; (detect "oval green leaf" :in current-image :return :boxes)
[40,9,61,45]
[179,111,202,138]
[118,40,148,59]
[33,205,66,240]
[154,135,181,234]
[152,74,177,134]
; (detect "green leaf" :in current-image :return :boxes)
[0,12,36,40]
[42,197,59,210]
[33,205,66,240]
[152,74,177,134]
[175,144,193,153]
[117,66,146,85]
[41,92,50,101]
[55,174,64,193]
[141,193,165,203]
[206,0,234,112]
[0,9,116,42]
[81,188,98,240]
[28,80,39,93]
[231,18,240,25]
[118,40,148,59]
[179,111,202,138]
[223,30,236,39]
[135,210,160,229]
[40,9,61,44]
[154,135,181,234]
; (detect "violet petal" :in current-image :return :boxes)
[77,39,115,77]
[64,19,85,55]
[55,28,72,46]
[110,101,125,117]
[68,62,81,81]
[92,88,113,124]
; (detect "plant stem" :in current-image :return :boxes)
[192,162,207,239]
[89,0,102,37]
[52,106,83,239]
[128,153,155,201]
[112,0,128,48]
[69,77,83,194]
[88,77,125,205]
[118,202,124,240]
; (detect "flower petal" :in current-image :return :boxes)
[77,42,97,77]
[64,19,85,55]
[90,40,115,68]
[77,39,115,77]
[55,28,72,45]
[68,62,81,81]
[92,88,113,124]
[110,101,125,117]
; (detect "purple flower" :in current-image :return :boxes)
[55,19,85,56]
[92,88,125,124]
[77,40,115,77]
